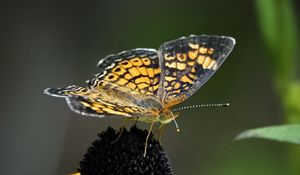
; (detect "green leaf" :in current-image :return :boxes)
[235,124,300,144]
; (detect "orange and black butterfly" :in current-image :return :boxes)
[45,35,235,139]
[45,35,235,123]
[45,35,235,160]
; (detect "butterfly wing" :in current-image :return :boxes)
[44,48,163,119]
[44,85,161,119]
[157,35,235,108]
[89,48,161,96]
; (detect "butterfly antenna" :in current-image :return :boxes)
[173,103,230,112]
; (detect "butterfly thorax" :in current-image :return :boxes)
[131,93,179,124]
[135,107,177,124]
[158,108,178,124]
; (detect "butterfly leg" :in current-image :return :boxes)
[112,118,129,143]
[158,124,166,144]
[133,117,139,126]
[143,121,154,157]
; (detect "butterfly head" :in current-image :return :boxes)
[159,109,178,124]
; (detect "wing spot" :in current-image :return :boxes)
[147,68,154,78]
[164,53,175,60]
[199,47,208,54]
[128,67,141,77]
[165,86,173,90]
[165,62,177,68]
[208,48,214,55]
[105,73,118,81]
[187,61,196,66]
[124,73,133,80]
[189,43,199,49]
[165,76,176,81]
[177,53,187,62]
[212,63,218,70]
[188,73,196,79]
[130,58,143,66]
[135,77,150,84]
[137,67,148,76]
[181,75,193,84]
[141,58,151,65]
[98,81,104,86]
[116,78,128,86]
[191,67,196,73]
[121,61,128,65]
[203,57,212,69]
[137,83,149,89]
[188,50,198,60]
[154,68,161,75]
[207,60,217,70]
[174,82,181,89]
[153,77,159,84]
[176,62,186,70]
[114,67,121,72]
[148,87,154,92]
[112,66,126,75]
[120,61,133,68]
[152,84,159,91]
[127,82,137,89]
[197,55,205,65]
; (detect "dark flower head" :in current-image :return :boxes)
[77,126,173,175]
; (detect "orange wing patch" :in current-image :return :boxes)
[89,49,161,96]
[158,35,235,106]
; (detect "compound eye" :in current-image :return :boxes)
[159,114,166,121]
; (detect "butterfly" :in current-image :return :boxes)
[45,35,235,155]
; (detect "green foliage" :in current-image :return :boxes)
[243,0,300,174]
[284,82,300,123]
[255,0,298,90]
[236,124,300,144]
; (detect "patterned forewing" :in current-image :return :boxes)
[44,85,156,118]
[158,35,235,107]
[88,49,161,96]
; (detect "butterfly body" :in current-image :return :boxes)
[45,35,235,125]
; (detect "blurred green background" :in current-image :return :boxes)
[1,0,299,175]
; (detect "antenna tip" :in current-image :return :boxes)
[225,103,230,106]
[176,128,180,132]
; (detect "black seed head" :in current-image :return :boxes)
[78,126,173,175]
